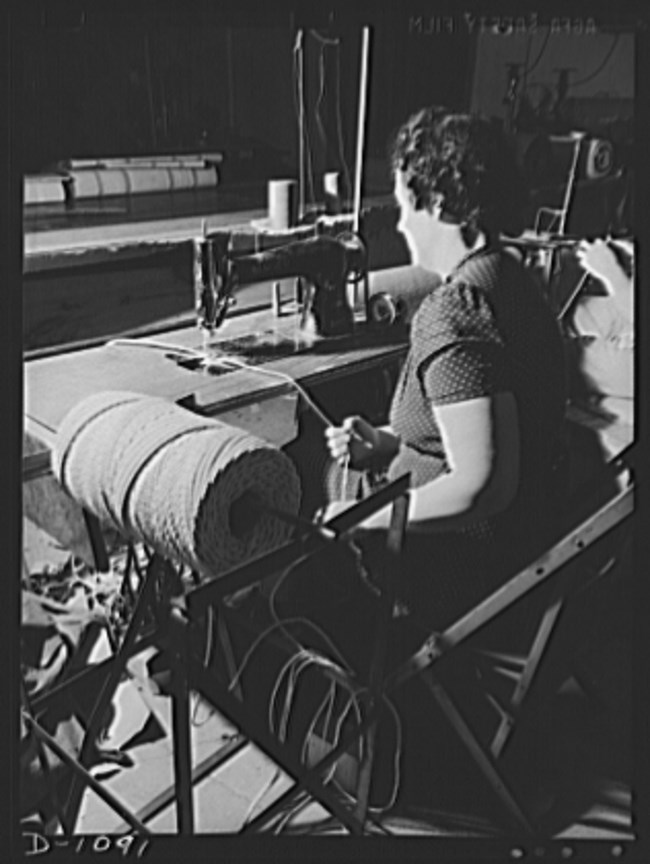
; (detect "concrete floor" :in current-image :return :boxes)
[61,619,635,841]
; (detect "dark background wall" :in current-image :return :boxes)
[13,3,637,238]
[14,5,474,179]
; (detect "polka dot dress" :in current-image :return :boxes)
[384,245,567,629]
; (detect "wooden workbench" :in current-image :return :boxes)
[23,308,409,567]
[23,302,634,573]
[24,308,409,465]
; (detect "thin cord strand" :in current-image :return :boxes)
[523,28,551,76]
[293,48,316,208]
[201,355,352,502]
[570,35,620,87]
[203,355,334,429]
[335,46,353,204]
[315,46,328,152]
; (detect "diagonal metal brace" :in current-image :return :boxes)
[388,482,634,691]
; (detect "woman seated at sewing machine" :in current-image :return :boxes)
[321,107,568,631]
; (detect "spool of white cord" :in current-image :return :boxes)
[53,391,302,580]
[268,179,298,230]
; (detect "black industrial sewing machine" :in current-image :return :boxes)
[193,231,368,338]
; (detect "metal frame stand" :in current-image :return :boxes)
[21,451,635,837]
[385,453,635,837]
[22,476,411,836]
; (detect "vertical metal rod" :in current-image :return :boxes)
[297,30,306,221]
[520,36,533,106]
[169,608,195,835]
[490,595,565,760]
[352,27,371,235]
[217,607,244,701]
[557,134,584,236]
[557,270,590,322]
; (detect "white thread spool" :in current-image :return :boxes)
[323,171,342,214]
[268,179,298,231]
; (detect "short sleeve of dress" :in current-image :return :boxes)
[422,342,505,404]
[410,279,507,404]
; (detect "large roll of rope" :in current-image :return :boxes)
[52,392,301,580]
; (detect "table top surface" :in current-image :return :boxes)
[24,307,409,450]
[23,303,635,470]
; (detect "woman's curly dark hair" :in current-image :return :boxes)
[390,107,529,242]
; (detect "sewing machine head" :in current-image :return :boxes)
[193,231,367,337]
[193,232,235,332]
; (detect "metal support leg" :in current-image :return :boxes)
[61,554,166,831]
[81,509,109,572]
[22,712,151,835]
[490,594,566,759]
[168,607,195,835]
[354,492,409,824]
[421,668,535,837]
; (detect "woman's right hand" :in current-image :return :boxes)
[325,416,381,469]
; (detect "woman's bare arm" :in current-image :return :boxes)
[350,391,520,532]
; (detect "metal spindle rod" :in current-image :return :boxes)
[352,27,371,236]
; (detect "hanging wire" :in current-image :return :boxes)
[292,41,316,210]
[190,605,216,726]
[334,42,353,204]
[219,510,405,827]
[271,790,312,834]
[243,532,403,822]
[310,29,340,47]
[314,44,329,152]
[569,35,621,87]
[241,765,285,827]
[203,355,334,428]
[523,28,551,76]
[311,29,344,185]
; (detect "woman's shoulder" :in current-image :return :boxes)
[417,258,501,319]
[412,274,503,351]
